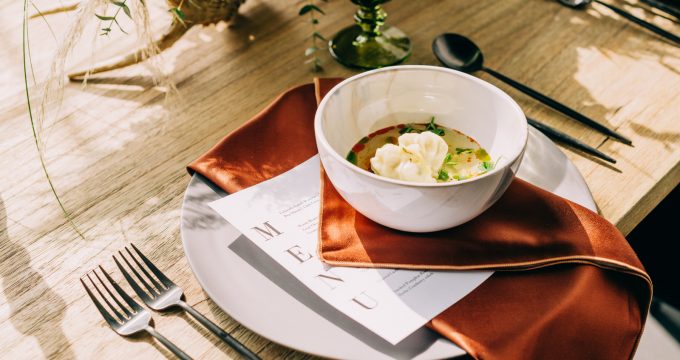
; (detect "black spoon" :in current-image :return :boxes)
[433,33,633,145]
[559,0,680,45]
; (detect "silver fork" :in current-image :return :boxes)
[114,244,261,360]
[81,266,192,360]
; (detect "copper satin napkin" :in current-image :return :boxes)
[189,78,651,360]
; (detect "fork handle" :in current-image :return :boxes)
[145,326,193,360]
[178,301,261,360]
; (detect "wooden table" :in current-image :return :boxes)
[1,0,679,358]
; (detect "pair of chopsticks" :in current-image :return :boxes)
[527,118,617,164]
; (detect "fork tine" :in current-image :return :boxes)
[130,243,175,288]
[93,267,133,318]
[118,250,159,296]
[125,246,166,291]
[113,253,154,304]
[86,272,125,322]
[99,265,143,312]
[81,277,119,328]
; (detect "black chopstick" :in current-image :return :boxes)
[594,0,680,45]
[527,118,617,164]
[484,68,633,145]
[640,0,680,21]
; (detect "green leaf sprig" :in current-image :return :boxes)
[96,0,132,36]
[169,0,190,26]
[169,7,186,26]
[299,0,327,72]
[425,116,444,136]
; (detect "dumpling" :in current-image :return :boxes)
[370,144,435,183]
[398,132,448,177]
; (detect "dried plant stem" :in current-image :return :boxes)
[28,1,79,18]
[68,21,186,80]
[26,0,171,237]
[23,0,84,239]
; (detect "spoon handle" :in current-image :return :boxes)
[527,118,616,164]
[481,67,632,145]
[593,0,680,45]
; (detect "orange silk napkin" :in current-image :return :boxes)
[189,78,651,360]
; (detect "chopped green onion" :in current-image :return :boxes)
[437,169,449,181]
[481,161,494,171]
[346,151,357,165]
[430,128,444,136]
[443,153,452,164]
[399,124,415,134]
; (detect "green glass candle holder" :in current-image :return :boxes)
[329,0,412,69]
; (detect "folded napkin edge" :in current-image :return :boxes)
[187,81,317,179]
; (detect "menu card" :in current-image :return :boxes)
[209,156,492,345]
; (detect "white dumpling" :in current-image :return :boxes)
[370,144,435,183]
[398,132,449,177]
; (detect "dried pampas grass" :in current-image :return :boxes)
[24,0,245,237]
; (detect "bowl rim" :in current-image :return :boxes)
[314,65,529,188]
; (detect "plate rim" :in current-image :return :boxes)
[180,127,596,358]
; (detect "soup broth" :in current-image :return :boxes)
[346,118,493,182]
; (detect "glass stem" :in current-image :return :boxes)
[354,5,386,38]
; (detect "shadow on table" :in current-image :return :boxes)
[0,195,74,358]
[629,123,680,151]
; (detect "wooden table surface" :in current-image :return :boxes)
[1,0,679,358]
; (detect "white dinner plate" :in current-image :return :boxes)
[180,126,596,360]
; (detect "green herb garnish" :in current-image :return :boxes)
[437,169,449,181]
[443,153,452,164]
[346,151,357,165]
[442,153,457,167]
[399,124,416,134]
[425,116,445,136]
[455,147,473,154]
[481,161,494,171]
[359,136,369,144]
[385,136,397,144]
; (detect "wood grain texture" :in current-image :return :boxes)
[0,0,678,358]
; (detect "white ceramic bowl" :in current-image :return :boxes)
[315,65,528,232]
